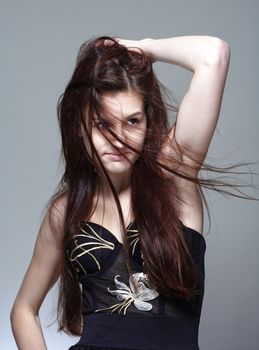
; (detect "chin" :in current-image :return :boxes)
[105,163,133,176]
[107,167,132,176]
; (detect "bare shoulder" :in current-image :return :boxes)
[40,193,68,246]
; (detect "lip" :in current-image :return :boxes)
[105,152,128,160]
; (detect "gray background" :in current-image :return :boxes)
[1,0,259,349]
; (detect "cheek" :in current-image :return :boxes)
[91,130,108,153]
[133,129,147,149]
[81,130,101,157]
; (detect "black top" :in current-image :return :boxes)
[67,220,206,350]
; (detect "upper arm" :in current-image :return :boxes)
[166,39,231,176]
[12,196,67,315]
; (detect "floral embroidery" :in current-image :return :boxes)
[95,272,159,315]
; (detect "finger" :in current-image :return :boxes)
[103,39,115,47]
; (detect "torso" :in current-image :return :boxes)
[86,175,204,244]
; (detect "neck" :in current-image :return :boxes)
[99,171,132,197]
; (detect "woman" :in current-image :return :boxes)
[11,35,231,349]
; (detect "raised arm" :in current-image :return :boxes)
[118,35,231,176]
[117,35,230,232]
[10,198,66,349]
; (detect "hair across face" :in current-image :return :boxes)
[80,90,147,178]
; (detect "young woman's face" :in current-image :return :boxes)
[81,90,147,177]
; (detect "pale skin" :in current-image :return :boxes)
[10,36,230,349]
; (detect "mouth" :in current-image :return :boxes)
[104,152,129,160]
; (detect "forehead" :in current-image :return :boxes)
[99,90,144,119]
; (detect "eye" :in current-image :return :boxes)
[127,118,139,125]
[94,119,109,129]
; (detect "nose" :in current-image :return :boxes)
[109,125,126,149]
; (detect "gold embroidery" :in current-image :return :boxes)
[128,228,139,254]
[95,297,134,315]
[67,224,115,275]
[67,222,142,275]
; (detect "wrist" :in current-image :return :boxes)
[140,38,155,62]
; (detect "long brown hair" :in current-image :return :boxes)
[44,36,257,335]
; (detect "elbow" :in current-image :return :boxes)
[204,37,231,67]
[10,304,19,331]
[10,302,38,329]
[10,303,21,329]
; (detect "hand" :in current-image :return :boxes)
[115,38,142,52]
[114,37,155,62]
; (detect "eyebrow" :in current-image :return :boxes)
[125,111,144,118]
[94,111,144,121]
